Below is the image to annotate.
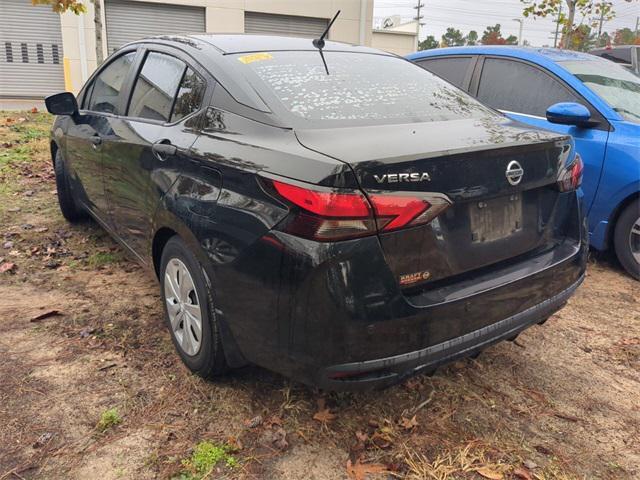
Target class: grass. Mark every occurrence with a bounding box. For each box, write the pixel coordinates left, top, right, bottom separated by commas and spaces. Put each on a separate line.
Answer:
96, 407, 122, 432
175, 441, 238, 480
87, 251, 123, 268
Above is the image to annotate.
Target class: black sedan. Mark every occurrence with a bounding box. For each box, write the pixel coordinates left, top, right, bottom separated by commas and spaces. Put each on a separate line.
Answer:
45, 34, 587, 390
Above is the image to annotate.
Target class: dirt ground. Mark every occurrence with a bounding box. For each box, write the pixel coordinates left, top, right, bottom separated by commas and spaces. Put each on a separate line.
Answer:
0, 112, 638, 480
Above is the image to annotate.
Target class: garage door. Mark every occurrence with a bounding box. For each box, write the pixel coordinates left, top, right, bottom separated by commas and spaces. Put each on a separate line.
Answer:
244, 12, 328, 39
0, 0, 64, 98
105, 0, 206, 53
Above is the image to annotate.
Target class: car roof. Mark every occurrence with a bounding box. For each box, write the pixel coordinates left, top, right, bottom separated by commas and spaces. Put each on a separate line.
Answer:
190, 33, 384, 55
407, 46, 600, 63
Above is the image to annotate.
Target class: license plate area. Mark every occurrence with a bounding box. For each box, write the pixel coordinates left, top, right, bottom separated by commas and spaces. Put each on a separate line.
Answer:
469, 194, 522, 243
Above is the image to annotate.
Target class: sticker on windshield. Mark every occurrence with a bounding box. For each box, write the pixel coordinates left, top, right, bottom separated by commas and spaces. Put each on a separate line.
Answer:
237, 53, 273, 64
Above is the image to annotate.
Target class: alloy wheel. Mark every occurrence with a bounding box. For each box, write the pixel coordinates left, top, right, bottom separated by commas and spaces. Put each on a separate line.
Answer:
630, 216, 640, 264
164, 258, 203, 356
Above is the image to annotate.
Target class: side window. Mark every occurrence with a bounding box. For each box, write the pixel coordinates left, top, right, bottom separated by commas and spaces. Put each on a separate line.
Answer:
417, 57, 472, 89
87, 52, 136, 114
171, 68, 206, 122
477, 58, 582, 117
128, 52, 186, 122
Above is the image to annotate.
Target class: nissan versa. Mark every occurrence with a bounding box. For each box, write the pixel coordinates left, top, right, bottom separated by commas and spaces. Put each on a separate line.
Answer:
45, 34, 587, 390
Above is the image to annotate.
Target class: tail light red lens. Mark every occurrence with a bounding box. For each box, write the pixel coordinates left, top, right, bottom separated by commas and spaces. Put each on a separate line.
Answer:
270, 179, 451, 241
557, 154, 584, 192
368, 194, 450, 232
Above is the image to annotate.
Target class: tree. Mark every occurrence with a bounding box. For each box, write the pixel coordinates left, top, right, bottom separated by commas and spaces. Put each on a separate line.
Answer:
506, 34, 519, 45
481, 24, 513, 45
613, 27, 640, 45
465, 30, 479, 46
32, 0, 104, 65
596, 31, 611, 47
418, 35, 440, 50
521, 0, 637, 49
441, 28, 465, 47
563, 24, 597, 51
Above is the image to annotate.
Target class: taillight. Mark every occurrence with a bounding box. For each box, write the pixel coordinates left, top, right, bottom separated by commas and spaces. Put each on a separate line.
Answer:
269, 179, 450, 241
557, 153, 584, 192
368, 193, 450, 232
272, 180, 377, 241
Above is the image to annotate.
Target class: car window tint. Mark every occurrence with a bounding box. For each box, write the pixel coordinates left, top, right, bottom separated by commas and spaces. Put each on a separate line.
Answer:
87, 52, 136, 114
128, 52, 186, 122
417, 57, 471, 89
171, 68, 206, 122
477, 58, 582, 117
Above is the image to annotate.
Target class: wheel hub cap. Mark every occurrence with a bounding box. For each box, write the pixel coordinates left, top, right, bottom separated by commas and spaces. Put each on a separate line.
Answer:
164, 258, 203, 356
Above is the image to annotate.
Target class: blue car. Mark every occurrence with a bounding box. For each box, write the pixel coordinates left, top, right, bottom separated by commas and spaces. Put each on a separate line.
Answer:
407, 47, 640, 279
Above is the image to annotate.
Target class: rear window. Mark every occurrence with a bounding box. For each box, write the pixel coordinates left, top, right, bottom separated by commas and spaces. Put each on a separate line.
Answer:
233, 51, 495, 127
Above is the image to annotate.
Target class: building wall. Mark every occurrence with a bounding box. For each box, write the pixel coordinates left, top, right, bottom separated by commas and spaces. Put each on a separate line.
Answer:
371, 30, 417, 56
60, 0, 375, 93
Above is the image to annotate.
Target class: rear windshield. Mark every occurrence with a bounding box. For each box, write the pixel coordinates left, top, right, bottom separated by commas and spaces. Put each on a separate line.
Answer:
232, 51, 496, 127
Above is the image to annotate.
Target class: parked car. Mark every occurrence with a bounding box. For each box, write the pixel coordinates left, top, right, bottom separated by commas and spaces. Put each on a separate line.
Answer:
46, 35, 587, 390
408, 47, 640, 279
590, 45, 639, 75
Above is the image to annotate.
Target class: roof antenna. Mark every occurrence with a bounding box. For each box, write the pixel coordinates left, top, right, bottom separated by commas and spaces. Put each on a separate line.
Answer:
313, 10, 340, 50
313, 10, 340, 75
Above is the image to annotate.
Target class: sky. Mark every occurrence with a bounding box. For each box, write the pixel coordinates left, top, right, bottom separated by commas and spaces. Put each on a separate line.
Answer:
373, 0, 639, 47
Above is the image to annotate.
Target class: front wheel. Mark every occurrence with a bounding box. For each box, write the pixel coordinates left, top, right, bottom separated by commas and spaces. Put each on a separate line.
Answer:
160, 236, 228, 377
613, 199, 640, 280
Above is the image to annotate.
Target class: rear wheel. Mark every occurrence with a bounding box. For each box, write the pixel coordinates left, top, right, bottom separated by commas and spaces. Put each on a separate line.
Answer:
53, 150, 85, 222
613, 199, 640, 280
160, 236, 227, 377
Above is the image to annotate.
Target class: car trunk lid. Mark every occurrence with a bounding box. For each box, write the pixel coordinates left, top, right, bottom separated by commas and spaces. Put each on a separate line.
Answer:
295, 117, 574, 288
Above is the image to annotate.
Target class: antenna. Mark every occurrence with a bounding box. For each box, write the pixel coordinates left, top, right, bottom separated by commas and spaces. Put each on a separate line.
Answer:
313, 10, 341, 50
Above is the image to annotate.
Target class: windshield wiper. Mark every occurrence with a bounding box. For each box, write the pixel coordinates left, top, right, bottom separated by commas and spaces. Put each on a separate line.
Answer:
313, 10, 340, 75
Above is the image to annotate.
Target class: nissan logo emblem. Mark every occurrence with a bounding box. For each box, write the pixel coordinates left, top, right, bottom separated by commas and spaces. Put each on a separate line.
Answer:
505, 160, 524, 186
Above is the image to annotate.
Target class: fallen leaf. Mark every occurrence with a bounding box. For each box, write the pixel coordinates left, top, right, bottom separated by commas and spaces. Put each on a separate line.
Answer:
32, 432, 54, 448
30, 310, 62, 322
475, 467, 504, 480
513, 468, 533, 480
534, 445, 553, 456
30, 107, 39, 113
399, 415, 418, 430
0, 262, 16, 273
313, 398, 336, 424
313, 407, 336, 423
523, 459, 537, 470
245, 415, 263, 428
346, 458, 387, 480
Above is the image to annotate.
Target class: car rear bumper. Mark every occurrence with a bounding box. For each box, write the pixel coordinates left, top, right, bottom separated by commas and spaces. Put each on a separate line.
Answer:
319, 274, 583, 390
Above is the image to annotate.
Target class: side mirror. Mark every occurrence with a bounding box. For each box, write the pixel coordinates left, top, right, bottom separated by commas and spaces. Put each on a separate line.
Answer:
45, 92, 78, 116
546, 102, 592, 127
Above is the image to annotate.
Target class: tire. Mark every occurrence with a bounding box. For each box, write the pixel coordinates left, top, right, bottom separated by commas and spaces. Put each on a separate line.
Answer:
53, 149, 85, 222
160, 236, 228, 378
613, 199, 640, 280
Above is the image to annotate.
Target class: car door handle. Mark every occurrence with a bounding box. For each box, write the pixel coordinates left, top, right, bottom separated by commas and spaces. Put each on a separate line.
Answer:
152, 141, 177, 161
